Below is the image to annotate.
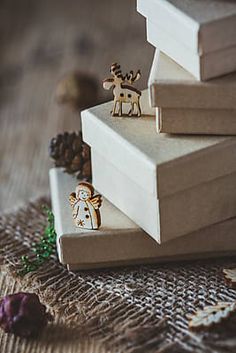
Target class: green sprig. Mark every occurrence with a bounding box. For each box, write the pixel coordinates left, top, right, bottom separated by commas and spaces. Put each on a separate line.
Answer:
19, 206, 57, 276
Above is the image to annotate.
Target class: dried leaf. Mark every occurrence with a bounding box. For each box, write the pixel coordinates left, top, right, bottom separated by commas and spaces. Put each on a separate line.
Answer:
223, 268, 236, 288
188, 302, 236, 330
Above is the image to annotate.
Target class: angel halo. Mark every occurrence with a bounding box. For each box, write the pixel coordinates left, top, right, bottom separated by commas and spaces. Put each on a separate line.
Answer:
69, 182, 102, 230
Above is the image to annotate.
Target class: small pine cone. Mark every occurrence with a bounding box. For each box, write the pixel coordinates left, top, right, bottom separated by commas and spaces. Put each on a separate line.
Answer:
82, 143, 90, 161
49, 131, 92, 180
0, 292, 52, 337
64, 148, 74, 164
70, 155, 83, 173
81, 159, 92, 180
72, 137, 82, 154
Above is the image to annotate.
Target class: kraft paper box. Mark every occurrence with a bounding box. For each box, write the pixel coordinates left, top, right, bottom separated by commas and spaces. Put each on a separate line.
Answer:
149, 51, 236, 135
50, 168, 236, 271
157, 108, 236, 135
81, 91, 236, 243
137, 0, 236, 80
149, 51, 236, 109
137, 0, 236, 55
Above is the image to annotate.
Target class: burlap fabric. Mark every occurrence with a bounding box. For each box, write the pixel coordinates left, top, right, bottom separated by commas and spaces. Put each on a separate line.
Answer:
1, 197, 236, 353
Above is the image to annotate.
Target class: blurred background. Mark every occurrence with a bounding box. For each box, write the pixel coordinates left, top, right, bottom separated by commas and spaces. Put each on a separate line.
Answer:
0, 0, 154, 211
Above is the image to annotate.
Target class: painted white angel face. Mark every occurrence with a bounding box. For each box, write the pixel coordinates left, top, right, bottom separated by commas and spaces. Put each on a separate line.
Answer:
78, 189, 91, 201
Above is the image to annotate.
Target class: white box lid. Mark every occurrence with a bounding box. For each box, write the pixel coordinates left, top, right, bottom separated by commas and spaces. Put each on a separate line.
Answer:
137, 0, 236, 55
149, 50, 236, 109
81, 91, 236, 198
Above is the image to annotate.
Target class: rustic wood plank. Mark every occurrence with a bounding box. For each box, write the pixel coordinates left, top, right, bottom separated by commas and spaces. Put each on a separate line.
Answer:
0, 0, 154, 351
0, 0, 154, 212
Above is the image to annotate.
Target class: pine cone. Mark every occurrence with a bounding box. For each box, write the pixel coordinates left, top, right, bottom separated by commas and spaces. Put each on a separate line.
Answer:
49, 131, 91, 181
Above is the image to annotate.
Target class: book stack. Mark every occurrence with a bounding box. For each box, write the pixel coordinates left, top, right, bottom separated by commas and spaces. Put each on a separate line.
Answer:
50, 0, 236, 270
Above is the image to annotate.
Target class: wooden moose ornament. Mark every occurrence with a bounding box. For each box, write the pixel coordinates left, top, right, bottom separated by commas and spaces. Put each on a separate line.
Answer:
69, 182, 102, 230
103, 63, 142, 117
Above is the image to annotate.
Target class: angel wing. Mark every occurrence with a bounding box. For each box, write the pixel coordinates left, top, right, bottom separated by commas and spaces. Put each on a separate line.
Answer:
90, 195, 102, 209
69, 192, 76, 207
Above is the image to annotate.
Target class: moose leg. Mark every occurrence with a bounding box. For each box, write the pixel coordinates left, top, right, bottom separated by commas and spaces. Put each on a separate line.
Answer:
112, 101, 117, 116
136, 100, 141, 117
118, 101, 122, 116
128, 103, 134, 116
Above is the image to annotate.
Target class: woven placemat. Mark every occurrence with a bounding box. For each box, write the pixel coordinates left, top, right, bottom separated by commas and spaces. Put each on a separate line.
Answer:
1, 197, 236, 353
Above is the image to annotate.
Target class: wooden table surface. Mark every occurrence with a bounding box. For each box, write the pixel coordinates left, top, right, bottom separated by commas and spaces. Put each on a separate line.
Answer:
0, 0, 154, 351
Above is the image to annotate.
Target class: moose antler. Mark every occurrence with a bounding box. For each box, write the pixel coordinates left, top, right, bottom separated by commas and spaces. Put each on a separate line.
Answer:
124, 70, 141, 84
110, 64, 141, 85
110, 63, 122, 78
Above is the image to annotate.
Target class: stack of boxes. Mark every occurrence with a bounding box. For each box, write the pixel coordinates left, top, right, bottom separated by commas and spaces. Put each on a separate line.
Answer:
50, 0, 236, 270
149, 52, 236, 134
137, 0, 236, 134
138, 0, 236, 81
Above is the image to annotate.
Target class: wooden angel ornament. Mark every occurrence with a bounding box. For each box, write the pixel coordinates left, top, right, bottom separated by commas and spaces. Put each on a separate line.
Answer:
103, 63, 142, 117
223, 268, 236, 288
188, 302, 236, 330
69, 182, 102, 230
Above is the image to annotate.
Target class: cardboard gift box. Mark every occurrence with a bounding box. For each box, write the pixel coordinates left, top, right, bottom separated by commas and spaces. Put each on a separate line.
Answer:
149, 50, 236, 135
157, 108, 236, 135
81, 91, 236, 243
137, 0, 236, 80
50, 168, 236, 271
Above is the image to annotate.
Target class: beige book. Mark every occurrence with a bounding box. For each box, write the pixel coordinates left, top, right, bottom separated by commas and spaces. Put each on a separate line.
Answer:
50, 168, 236, 271
158, 108, 236, 135
81, 90, 236, 243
